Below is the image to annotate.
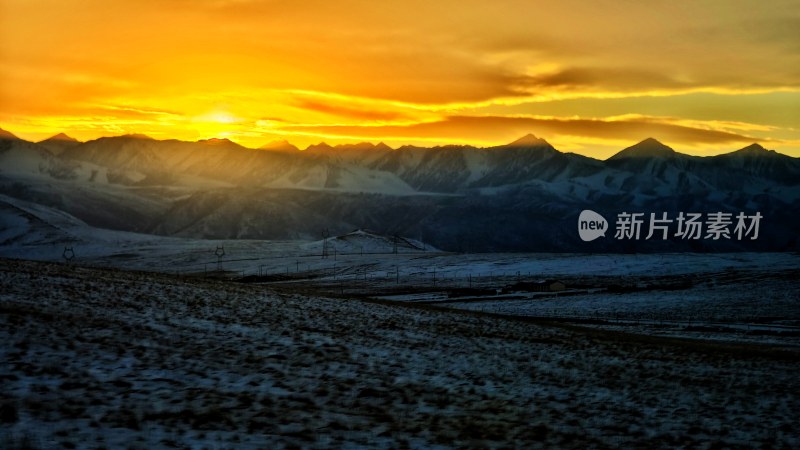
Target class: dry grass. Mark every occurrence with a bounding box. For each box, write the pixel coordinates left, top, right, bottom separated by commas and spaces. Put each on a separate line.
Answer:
1, 258, 798, 449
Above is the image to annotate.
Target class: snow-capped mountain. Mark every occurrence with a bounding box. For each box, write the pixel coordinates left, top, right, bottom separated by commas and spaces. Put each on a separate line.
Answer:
1, 129, 798, 251
0, 134, 82, 180
709, 143, 800, 186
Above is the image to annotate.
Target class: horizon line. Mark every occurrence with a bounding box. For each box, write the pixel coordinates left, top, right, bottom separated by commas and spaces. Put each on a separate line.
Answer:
0, 125, 791, 159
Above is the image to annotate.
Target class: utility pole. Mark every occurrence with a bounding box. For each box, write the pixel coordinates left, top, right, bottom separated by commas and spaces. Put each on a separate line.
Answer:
322, 229, 330, 259
215, 246, 225, 271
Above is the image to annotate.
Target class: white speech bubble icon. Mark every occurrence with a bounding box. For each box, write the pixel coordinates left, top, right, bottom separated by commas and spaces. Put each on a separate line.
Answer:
578, 210, 608, 242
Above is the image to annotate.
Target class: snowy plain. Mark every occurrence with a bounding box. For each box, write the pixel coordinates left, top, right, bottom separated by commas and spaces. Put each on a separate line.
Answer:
2, 192, 800, 448
2, 259, 799, 449
3, 191, 799, 348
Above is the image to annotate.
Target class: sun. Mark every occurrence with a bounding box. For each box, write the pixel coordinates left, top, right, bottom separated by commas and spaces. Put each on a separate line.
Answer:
208, 112, 238, 124
188, 111, 243, 139
191, 111, 240, 125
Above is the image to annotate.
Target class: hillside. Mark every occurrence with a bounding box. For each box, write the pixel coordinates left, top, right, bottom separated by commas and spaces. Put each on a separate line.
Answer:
1, 131, 799, 252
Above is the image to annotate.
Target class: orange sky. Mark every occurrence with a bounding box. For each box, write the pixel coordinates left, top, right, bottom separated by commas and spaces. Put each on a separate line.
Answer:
1, 0, 799, 158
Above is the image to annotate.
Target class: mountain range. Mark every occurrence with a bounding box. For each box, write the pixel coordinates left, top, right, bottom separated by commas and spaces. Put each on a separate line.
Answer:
1, 128, 798, 252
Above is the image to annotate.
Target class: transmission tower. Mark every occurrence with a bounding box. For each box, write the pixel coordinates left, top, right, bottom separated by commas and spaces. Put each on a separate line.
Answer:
215, 245, 225, 271
62, 246, 75, 263
322, 229, 330, 259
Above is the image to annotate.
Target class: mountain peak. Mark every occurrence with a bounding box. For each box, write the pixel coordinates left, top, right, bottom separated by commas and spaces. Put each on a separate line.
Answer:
736, 143, 771, 154
0, 127, 20, 140
41, 132, 79, 143
305, 142, 334, 152
336, 142, 369, 150
507, 133, 546, 147
201, 137, 232, 143
640, 137, 664, 146
333, 142, 394, 152
260, 139, 299, 152
119, 133, 154, 140
609, 138, 676, 160
198, 138, 242, 148
742, 143, 766, 150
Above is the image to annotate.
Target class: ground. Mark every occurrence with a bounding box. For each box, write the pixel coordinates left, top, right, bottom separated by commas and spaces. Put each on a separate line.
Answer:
1, 258, 798, 449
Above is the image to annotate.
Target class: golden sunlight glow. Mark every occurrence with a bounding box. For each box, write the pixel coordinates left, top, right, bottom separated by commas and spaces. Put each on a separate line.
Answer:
1, 0, 798, 156
205, 113, 239, 125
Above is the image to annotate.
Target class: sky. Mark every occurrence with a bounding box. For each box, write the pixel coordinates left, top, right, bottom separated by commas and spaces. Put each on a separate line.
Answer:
1, 0, 799, 158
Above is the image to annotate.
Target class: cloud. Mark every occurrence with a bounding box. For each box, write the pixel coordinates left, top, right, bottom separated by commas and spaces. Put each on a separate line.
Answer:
293, 100, 411, 122
280, 115, 765, 147
95, 104, 183, 118
2, 0, 799, 154
519, 67, 691, 93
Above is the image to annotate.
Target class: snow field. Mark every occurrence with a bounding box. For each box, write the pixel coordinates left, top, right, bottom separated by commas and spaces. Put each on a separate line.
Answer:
1, 258, 799, 449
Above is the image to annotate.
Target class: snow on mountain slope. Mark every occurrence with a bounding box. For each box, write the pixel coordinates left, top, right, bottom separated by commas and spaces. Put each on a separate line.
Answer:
62, 136, 404, 193
709, 143, 800, 186
463, 137, 607, 190
268, 163, 331, 190
52, 133, 800, 198
0, 170, 175, 233
2, 131, 799, 251
262, 159, 411, 193
0, 193, 219, 263
462, 149, 491, 184
1, 144, 106, 187
0, 193, 84, 248
369, 145, 476, 193
307, 142, 392, 166
0, 193, 166, 260
61, 134, 165, 174
605, 139, 705, 194
319, 164, 417, 194
0, 138, 66, 178
149, 189, 342, 240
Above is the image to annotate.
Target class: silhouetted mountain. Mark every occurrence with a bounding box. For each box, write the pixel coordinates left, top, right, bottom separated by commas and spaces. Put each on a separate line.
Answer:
335, 142, 392, 152
41, 132, 79, 143
305, 142, 335, 152
198, 137, 239, 146
0, 128, 20, 141
709, 143, 800, 185
507, 133, 550, 147
608, 138, 677, 160
1, 130, 798, 251
38, 133, 81, 155
603, 138, 709, 193
0, 136, 82, 180
374, 142, 392, 152
476, 136, 603, 187
119, 133, 154, 140
260, 140, 300, 152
